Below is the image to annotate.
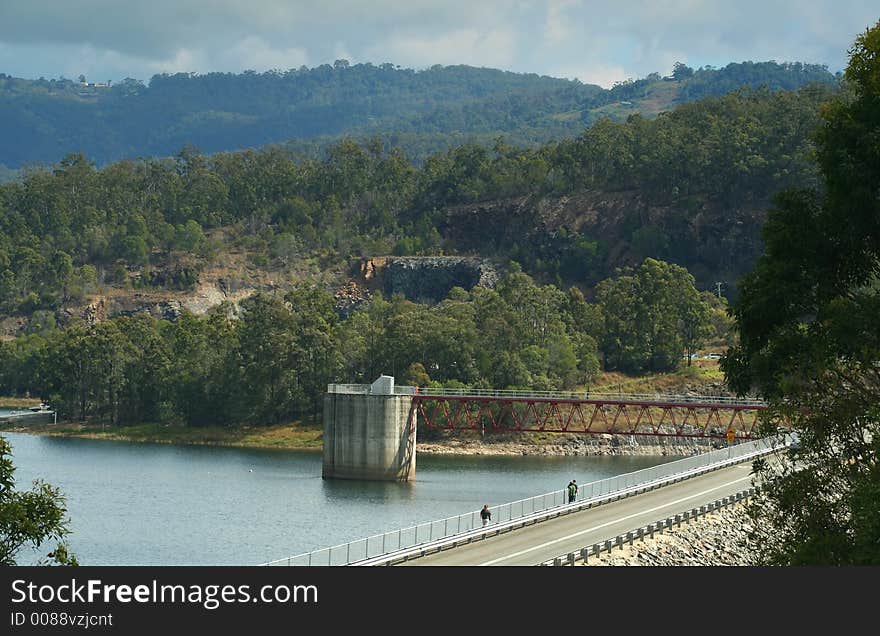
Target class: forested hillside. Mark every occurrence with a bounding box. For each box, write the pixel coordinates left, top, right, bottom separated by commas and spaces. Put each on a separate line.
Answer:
0, 82, 833, 330
0, 60, 837, 171
0, 62, 841, 425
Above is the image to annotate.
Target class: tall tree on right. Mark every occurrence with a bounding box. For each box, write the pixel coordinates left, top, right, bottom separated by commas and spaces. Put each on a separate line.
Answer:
722, 21, 880, 565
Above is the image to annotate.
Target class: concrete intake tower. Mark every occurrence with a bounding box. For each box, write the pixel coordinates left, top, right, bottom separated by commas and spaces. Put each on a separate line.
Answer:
322, 376, 417, 481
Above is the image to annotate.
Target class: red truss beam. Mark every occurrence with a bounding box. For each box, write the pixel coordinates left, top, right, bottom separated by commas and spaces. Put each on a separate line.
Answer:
410, 396, 770, 440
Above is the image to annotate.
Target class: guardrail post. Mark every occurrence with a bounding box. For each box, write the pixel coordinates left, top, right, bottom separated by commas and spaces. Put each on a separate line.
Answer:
674, 514, 681, 527
554, 557, 562, 566
666, 517, 673, 529
605, 540, 613, 552
594, 543, 602, 557
627, 531, 634, 545
683, 511, 690, 524
648, 523, 655, 538
568, 552, 576, 566
581, 547, 589, 563
636, 528, 644, 542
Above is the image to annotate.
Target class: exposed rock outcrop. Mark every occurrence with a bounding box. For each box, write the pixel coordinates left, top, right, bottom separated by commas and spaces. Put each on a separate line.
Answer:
334, 280, 372, 317
354, 256, 499, 303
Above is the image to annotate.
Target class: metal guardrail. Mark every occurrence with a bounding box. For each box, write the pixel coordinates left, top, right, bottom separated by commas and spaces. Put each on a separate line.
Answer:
542, 487, 757, 566
260, 435, 785, 566
326, 383, 767, 406
350, 441, 779, 567
0, 410, 56, 424
326, 384, 371, 394
327, 383, 419, 395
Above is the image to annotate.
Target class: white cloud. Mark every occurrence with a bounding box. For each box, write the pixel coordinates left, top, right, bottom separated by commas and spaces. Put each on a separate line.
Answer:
221, 37, 309, 72
145, 49, 204, 75
333, 42, 354, 65
551, 63, 630, 88
544, 0, 581, 44
370, 28, 518, 69
0, 1, 875, 82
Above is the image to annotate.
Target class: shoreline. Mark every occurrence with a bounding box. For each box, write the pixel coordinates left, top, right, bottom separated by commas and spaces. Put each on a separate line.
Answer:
0, 367, 734, 457
0, 421, 324, 451
1, 421, 720, 457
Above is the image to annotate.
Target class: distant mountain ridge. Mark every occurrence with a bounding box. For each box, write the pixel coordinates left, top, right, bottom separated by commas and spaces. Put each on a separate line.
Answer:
0, 60, 837, 170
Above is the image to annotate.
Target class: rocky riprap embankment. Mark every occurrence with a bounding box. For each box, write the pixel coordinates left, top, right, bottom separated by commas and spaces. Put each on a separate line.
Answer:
583, 504, 759, 566
417, 434, 715, 457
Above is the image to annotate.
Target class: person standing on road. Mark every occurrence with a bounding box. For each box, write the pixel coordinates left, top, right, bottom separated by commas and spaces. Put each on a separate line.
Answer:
480, 504, 492, 526
567, 479, 578, 503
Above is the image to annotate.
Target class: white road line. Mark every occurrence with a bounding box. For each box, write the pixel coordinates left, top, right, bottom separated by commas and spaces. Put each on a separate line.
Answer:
478, 474, 753, 565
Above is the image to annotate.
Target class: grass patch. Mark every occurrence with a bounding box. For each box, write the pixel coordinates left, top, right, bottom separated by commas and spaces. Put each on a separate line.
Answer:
0, 420, 323, 451
0, 396, 43, 408
589, 363, 726, 394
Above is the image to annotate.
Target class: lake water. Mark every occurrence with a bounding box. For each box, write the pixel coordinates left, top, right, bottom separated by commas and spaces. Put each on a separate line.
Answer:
1, 429, 680, 565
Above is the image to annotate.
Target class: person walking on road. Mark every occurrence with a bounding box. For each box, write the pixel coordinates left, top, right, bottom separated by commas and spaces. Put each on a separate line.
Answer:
480, 504, 492, 527
567, 479, 578, 503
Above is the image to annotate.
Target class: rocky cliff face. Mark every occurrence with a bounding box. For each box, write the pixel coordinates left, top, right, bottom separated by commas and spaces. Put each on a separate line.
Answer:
52, 279, 260, 330
385, 257, 499, 302
356, 256, 499, 303
438, 190, 766, 291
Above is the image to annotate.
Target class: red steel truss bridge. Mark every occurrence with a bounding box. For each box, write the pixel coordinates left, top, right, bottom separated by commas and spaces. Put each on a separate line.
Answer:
407, 388, 770, 440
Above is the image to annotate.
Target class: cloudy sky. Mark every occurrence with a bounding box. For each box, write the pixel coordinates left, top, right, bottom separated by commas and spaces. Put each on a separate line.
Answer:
0, 1, 876, 88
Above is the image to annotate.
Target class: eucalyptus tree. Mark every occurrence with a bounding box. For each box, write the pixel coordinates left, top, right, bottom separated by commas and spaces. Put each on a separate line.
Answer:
723, 21, 880, 564
597, 258, 712, 373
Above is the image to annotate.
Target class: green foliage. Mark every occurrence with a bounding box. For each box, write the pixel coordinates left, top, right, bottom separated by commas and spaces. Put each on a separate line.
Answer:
0, 435, 78, 565
598, 258, 712, 373
0, 61, 836, 170
678, 61, 837, 101
0, 79, 835, 309
723, 21, 880, 565
0, 258, 723, 429
672, 62, 695, 80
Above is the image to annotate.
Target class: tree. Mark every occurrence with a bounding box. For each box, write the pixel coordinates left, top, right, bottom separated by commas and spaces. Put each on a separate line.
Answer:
680, 291, 713, 366
671, 62, 694, 80
233, 293, 301, 424
0, 436, 77, 565
722, 21, 880, 565
598, 258, 710, 373
285, 284, 341, 418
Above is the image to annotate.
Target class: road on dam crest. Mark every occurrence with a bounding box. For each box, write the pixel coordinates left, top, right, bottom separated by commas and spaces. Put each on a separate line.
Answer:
398, 462, 755, 566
